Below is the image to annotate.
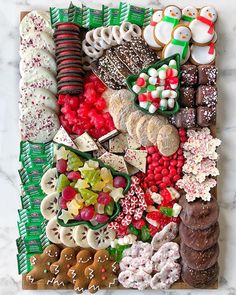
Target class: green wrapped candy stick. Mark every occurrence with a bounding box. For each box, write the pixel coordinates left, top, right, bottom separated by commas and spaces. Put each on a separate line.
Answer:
68, 2, 83, 26
50, 7, 69, 28
104, 7, 120, 26
82, 4, 106, 29
17, 252, 34, 274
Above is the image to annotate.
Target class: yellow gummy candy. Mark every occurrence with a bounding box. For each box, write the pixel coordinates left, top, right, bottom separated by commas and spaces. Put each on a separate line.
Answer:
103, 183, 114, 193
92, 180, 106, 191
67, 199, 84, 215
56, 146, 69, 160
87, 159, 99, 169
100, 167, 113, 184
75, 179, 90, 189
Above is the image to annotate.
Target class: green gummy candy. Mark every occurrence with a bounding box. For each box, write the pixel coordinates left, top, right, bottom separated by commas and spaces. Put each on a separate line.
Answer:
104, 200, 114, 216
104, 7, 120, 26
57, 174, 70, 193
67, 151, 83, 171
128, 224, 139, 236
79, 188, 98, 205
160, 207, 173, 217
119, 2, 153, 27
82, 4, 105, 29
50, 7, 69, 28
82, 169, 101, 186
141, 225, 151, 242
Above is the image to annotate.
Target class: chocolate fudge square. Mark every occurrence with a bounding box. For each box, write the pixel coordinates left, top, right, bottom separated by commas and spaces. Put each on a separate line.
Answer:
181, 64, 198, 86
196, 85, 218, 107
197, 106, 216, 127
198, 65, 218, 85
180, 87, 195, 107
173, 108, 196, 128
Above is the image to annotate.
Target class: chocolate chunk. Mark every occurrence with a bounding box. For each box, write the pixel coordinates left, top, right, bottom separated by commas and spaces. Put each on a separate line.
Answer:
179, 222, 220, 251
197, 106, 216, 127
129, 37, 159, 66
106, 47, 132, 78
172, 108, 196, 128
198, 65, 218, 85
180, 64, 198, 86
196, 85, 218, 107
181, 262, 219, 288
180, 242, 219, 270
179, 87, 195, 107
179, 195, 219, 230
114, 43, 143, 73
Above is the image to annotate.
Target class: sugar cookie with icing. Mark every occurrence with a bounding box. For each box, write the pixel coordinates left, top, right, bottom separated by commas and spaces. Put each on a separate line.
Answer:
163, 25, 191, 65
143, 10, 163, 49
154, 6, 182, 46
190, 43, 216, 65
181, 6, 198, 25
189, 6, 217, 45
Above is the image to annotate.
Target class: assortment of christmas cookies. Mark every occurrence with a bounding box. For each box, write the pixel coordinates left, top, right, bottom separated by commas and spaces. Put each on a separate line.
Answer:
17, 2, 221, 293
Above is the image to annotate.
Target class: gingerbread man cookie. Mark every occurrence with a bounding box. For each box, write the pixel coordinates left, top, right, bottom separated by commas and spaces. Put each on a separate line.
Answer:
50, 248, 77, 288
67, 249, 94, 294
26, 244, 60, 285
84, 249, 119, 293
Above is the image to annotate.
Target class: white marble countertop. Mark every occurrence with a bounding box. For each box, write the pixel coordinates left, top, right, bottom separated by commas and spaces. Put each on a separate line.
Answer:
0, 0, 235, 294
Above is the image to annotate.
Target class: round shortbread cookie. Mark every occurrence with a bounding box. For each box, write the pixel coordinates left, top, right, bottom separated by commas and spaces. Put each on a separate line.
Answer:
19, 88, 59, 114
147, 115, 168, 145
20, 49, 57, 76
19, 67, 57, 95
115, 103, 137, 132
19, 106, 60, 143
136, 115, 153, 147
108, 89, 134, 115
20, 32, 56, 58
156, 124, 180, 156
126, 110, 144, 142
20, 10, 53, 38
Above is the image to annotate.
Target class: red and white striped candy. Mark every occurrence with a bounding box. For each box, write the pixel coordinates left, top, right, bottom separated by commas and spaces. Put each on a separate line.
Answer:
123, 205, 135, 215
121, 214, 132, 226
115, 212, 125, 222
108, 221, 120, 230
130, 196, 139, 208
133, 208, 144, 220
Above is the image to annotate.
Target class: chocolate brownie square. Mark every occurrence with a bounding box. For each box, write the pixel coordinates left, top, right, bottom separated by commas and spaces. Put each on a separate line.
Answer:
198, 65, 218, 85
179, 87, 195, 107
197, 106, 216, 127
196, 85, 218, 107
180, 64, 198, 86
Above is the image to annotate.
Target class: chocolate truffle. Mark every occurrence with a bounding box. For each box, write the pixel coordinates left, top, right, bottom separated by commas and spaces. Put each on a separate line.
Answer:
180, 64, 198, 86
197, 106, 216, 127
196, 85, 218, 107
179, 87, 195, 107
198, 65, 218, 85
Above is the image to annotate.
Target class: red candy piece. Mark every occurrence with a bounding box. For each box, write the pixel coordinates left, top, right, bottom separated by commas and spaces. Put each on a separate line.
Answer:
132, 219, 145, 229
62, 186, 77, 202
136, 77, 146, 87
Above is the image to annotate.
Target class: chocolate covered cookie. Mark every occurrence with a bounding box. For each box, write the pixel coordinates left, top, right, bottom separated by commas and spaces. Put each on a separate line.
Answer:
196, 85, 218, 107
179, 195, 219, 230
197, 106, 216, 127
179, 222, 220, 251
172, 107, 196, 128
181, 262, 219, 288
180, 242, 219, 270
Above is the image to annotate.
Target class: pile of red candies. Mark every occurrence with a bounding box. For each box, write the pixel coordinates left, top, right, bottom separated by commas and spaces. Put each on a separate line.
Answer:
58, 74, 115, 139
136, 128, 187, 193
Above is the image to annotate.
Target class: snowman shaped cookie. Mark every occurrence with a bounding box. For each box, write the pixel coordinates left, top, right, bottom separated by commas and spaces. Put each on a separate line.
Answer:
154, 6, 182, 46
143, 10, 163, 49
190, 32, 217, 65
189, 6, 217, 44
181, 6, 198, 25
163, 25, 192, 65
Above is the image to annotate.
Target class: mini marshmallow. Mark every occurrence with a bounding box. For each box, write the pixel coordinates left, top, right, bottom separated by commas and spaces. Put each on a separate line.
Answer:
140, 101, 149, 108
132, 84, 141, 93
149, 77, 158, 85
149, 104, 157, 114
169, 59, 177, 68
151, 90, 159, 99
139, 72, 149, 80
172, 203, 182, 217
148, 68, 158, 78
160, 99, 168, 109
167, 98, 175, 109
